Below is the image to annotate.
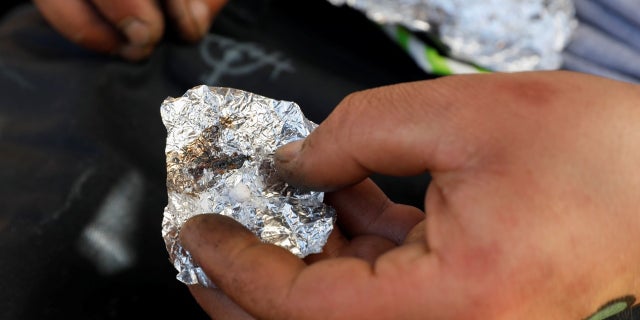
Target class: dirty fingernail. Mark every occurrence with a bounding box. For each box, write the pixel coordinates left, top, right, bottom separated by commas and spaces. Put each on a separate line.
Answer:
179, 215, 205, 251
275, 140, 304, 164
189, 0, 211, 38
121, 18, 151, 46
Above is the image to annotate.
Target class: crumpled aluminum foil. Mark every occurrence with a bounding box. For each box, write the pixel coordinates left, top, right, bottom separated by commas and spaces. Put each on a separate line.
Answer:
160, 85, 336, 286
328, 0, 577, 72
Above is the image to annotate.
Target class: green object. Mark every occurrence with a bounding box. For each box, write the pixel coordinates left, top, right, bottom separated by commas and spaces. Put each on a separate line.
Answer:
384, 25, 489, 76
586, 301, 629, 320
425, 46, 452, 75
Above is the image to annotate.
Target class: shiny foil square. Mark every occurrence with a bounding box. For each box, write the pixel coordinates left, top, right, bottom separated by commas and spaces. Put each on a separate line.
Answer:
161, 86, 336, 286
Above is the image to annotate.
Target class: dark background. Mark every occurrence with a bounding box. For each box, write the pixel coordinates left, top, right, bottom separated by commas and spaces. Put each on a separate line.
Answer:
0, 1, 430, 319
0, 1, 638, 320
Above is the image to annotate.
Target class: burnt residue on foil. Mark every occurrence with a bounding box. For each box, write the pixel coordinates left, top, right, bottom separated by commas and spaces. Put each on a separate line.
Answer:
161, 86, 336, 287
166, 126, 250, 195
328, 0, 577, 72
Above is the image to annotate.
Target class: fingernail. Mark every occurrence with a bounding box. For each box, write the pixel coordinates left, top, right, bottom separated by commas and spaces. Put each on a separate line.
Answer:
275, 140, 304, 164
179, 214, 207, 251
189, 0, 211, 38
178, 217, 221, 289
120, 18, 150, 46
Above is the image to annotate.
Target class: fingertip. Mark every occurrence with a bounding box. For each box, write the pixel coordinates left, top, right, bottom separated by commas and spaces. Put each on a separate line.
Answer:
178, 214, 207, 252
275, 139, 347, 191
274, 139, 303, 181
189, 0, 212, 40
92, 0, 165, 47
118, 18, 151, 47
179, 214, 257, 260
179, 214, 306, 318
168, 0, 223, 43
274, 132, 368, 191
275, 139, 304, 164
180, 214, 221, 249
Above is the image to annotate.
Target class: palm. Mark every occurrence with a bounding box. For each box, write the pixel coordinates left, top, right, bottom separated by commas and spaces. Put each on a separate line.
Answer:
305, 179, 426, 265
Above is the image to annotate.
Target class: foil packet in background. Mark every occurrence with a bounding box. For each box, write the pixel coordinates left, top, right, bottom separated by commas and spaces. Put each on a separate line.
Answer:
328, 0, 577, 72
161, 85, 336, 287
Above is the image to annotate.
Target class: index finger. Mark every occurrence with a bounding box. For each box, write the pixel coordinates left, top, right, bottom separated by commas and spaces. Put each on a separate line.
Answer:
274, 72, 560, 191
274, 76, 481, 191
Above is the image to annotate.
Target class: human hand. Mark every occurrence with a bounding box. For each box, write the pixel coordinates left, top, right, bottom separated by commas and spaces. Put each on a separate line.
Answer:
33, 0, 228, 61
180, 71, 640, 319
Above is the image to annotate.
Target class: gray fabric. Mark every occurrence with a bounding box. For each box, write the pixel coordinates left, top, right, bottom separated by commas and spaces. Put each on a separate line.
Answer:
562, 51, 638, 84
597, 0, 640, 29
564, 24, 640, 80
574, 0, 640, 51
562, 0, 640, 83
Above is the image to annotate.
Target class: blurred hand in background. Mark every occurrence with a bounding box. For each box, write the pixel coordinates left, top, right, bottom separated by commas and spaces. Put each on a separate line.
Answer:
33, 0, 228, 61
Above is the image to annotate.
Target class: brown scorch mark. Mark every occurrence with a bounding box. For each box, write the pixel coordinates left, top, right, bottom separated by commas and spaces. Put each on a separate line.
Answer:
166, 125, 250, 195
